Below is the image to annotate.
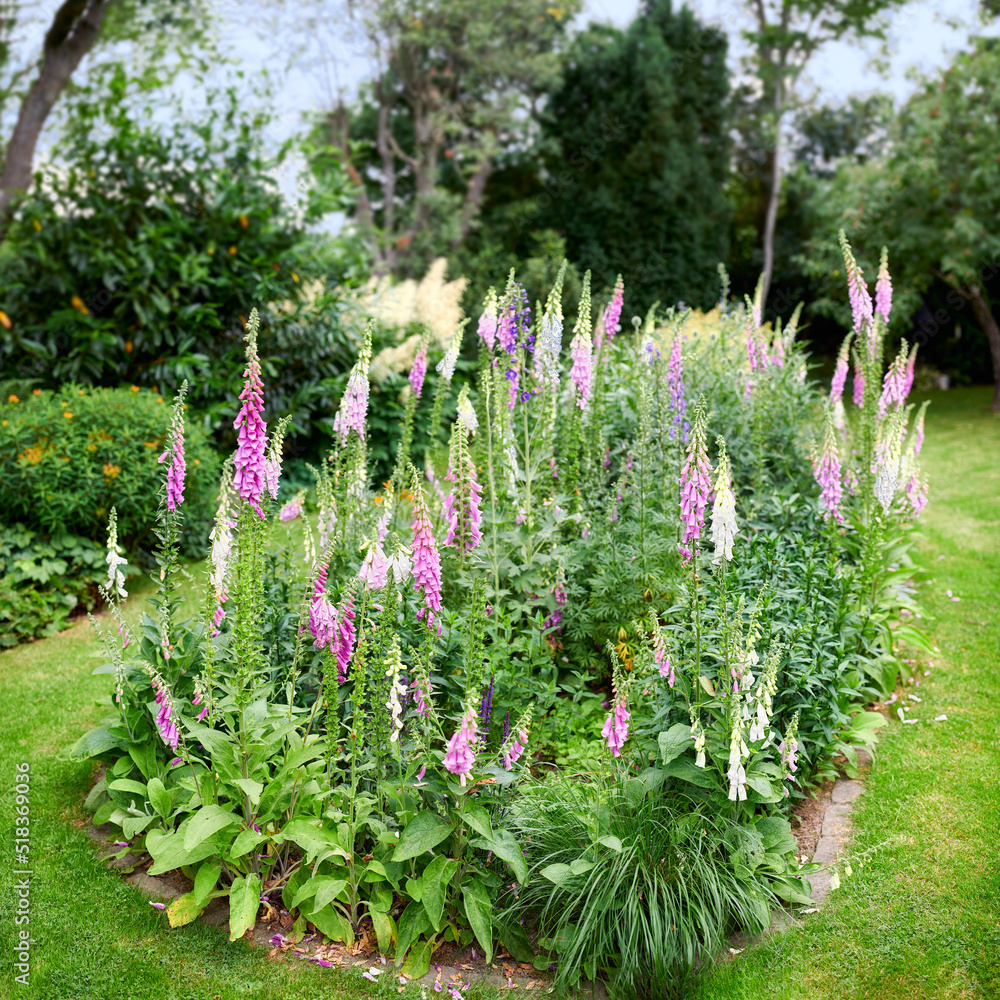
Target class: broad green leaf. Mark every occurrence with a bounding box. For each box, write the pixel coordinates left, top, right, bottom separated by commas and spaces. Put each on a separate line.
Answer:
395, 903, 431, 967
419, 855, 459, 932
108, 778, 147, 798
401, 939, 433, 978
698, 675, 716, 697
662, 755, 718, 789
597, 835, 623, 853
184, 805, 239, 852
570, 859, 595, 876
276, 820, 349, 863
228, 874, 261, 941
494, 916, 534, 963
146, 828, 222, 876
146, 778, 173, 820
167, 891, 204, 928
233, 778, 264, 805
463, 804, 494, 841
851, 710, 888, 732
313, 877, 348, 912
540, 863, 574, 886
745, 773, 778, 800
229, 829, 268, 859
121, 814, 155, 840
194, 862, 222, 907
392, 811, 453, 862
462, 878, 493, 964
487, 829, 528, 884
307, 902, 353, 945
128, 743, 158, 780
657, 723, 693, 765
370, 909, 396, 954
63, 726, 127, 761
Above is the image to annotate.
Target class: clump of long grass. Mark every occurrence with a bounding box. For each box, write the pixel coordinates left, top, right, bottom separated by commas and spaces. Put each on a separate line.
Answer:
507, 775, 775, 998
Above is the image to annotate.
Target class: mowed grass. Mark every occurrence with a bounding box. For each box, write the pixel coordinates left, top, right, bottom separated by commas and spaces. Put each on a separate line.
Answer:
2, 388, 997, 1000
696, 386, 1000, 1000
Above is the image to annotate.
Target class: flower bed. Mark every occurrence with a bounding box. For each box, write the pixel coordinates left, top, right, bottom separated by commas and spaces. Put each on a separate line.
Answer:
71, 236, 929, 997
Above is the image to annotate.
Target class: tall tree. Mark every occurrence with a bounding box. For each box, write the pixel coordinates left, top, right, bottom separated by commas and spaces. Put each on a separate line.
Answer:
801, 37, 1000, 408
536, 0, 731, 311
733, 0, 911, 311
321, 0, 580, 277
0, 0, 209, 243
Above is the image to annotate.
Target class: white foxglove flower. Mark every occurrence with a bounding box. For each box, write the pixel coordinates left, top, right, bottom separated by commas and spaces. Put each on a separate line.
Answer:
105, 508, 128, 601
457, 386, 478, 436
711, 438, 738, 566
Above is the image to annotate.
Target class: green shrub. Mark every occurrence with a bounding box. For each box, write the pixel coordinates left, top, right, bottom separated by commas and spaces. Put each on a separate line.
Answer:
0, 524, 110, 646
0, 385, 219, 557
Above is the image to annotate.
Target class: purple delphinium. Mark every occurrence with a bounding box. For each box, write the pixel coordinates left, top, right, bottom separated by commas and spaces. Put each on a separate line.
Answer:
233, 313, 268, 517
666, 336, 687, 442
479, 676, 494, 742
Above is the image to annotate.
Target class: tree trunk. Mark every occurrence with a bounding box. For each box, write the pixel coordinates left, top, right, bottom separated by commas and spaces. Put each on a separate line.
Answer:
451, 152, 493, 253
967, 283, 1000, 412
759, 77, 783, 314
0, 0, 114, 243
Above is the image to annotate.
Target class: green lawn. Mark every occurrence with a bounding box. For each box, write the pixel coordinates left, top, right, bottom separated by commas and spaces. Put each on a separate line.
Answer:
2, 388, 997, 1000
696, 387, 1000, 1000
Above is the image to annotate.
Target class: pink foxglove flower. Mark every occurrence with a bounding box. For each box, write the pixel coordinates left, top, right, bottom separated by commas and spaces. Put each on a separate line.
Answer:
358, 540, 390, 590
443, 413, 483, 554
878, 341, 911, 416
209, 467, 236, 635
335, 590, 357, 683
569, 270, 593, 409
410, 677, 431, 717
601, 697, 630, 758
839, 231, 873, 338
875, 247, 893, 323
502, 728, 529, 770
233, 311, 268, 517
679, 398, 711, 561
411, 484, 443, 624
309, 560, 332, 642
409, 344, 428, 398
444, 710, 477, 785
906, 474, 928, 516
830, 334, 852, 427
814, 409, 844, 523
152, 682, 179, 749
279, 492, 304, 521
159, 383, 188, 511
604, 274, 624, 342
534, 263, 566, 389
853, 358, 865, 408
333, 325, 373, 443
477, 288, 498, 350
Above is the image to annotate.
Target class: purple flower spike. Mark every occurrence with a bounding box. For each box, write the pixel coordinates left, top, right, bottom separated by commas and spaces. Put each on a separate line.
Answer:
409, 344, 428, 398
233, 311, 268, 517
604, 274, 624, 342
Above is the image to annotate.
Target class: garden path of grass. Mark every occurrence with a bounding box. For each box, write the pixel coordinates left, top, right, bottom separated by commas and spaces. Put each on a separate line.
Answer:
697, 386, 1000, 1000
1, 388, 997, 1000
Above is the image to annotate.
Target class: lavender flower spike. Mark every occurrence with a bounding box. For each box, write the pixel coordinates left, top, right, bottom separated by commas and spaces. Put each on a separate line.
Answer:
232, 309, 268, 517
409, 338, 429, 398
333, 321, 373, 443
569, 270, 593, 409
875, 246, 892, 323
604, 274, 624, 342
813, 406, 844, 523
678, 396, 711, 562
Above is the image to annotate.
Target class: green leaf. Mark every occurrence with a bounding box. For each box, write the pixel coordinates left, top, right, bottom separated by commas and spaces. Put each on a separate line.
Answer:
597, 835, 623, 853
184, 805, 239, 852
276, 819, 349, 864
401, 939, 433, 979
233, 777, 264, 805
745, 773, 779, 800
485, 829, 528, 885
419, 855, 459, 932
121, 814, 155, 840
494, 916, 534, 963
462, 878, 493, 964
128, 743, 158, 780
108, 778, 147, 798
228, 874, 261, 941
661, 755, 718, 788
305, 902, 353, 944
167, 891, 204, 928
392, 811, 453, 863
698, 675, 716, 697
370, 909, 396, 954
193, 862, 222, 907
146, 778, 173, 820
540, 863, 574, 887
313, 877, 348, 912
657, 723, 693, 765
146, 828, 223, 876
851, 710, 888, 732
395, 902, 431, 967
463, 804, 494, 841
229, 829, 268, 859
